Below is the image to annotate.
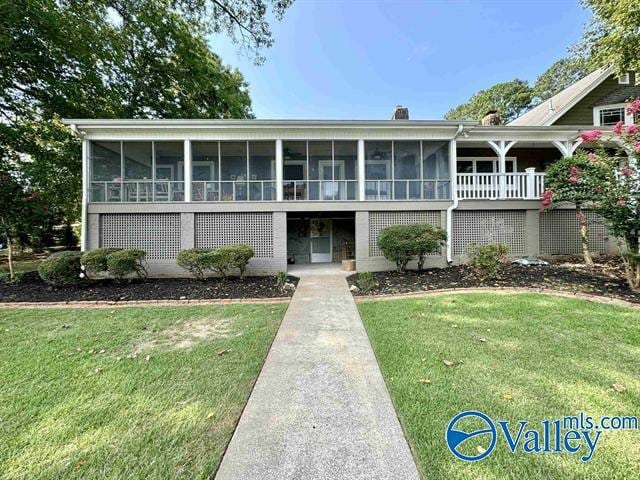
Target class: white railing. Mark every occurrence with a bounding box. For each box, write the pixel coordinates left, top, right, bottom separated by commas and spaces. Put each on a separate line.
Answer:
191, 180, 276, 201
364, 179, 451, 200
456, 171, 545, 200
283, 180, 358, 200
90, 181, 185, 202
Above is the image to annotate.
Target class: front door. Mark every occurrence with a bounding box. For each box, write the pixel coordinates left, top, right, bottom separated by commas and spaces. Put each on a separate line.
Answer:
310, 219, 332, 263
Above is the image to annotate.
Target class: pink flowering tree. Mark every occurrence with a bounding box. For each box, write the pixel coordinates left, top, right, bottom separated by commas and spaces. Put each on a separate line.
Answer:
542, 99, 640, 289
542, 152, 608, 265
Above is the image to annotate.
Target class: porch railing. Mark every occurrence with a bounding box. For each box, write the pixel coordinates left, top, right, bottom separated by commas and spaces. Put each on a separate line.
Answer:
283, 180, 358, 200
364, 179, 451, 200
191, 180, 276, 201
456, 171, 545, 200
90, 181, 185, 202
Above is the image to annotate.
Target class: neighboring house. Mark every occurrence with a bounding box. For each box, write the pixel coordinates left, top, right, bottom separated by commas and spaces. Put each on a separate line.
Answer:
64, 70, 636, 276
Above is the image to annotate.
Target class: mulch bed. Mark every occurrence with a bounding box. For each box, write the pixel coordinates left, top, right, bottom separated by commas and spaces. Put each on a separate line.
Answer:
0, 272, 298, 303
347, 256, 640, 304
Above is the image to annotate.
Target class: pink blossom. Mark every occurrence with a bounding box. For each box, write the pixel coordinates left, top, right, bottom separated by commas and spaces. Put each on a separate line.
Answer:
568, 176, 578, 184
625, 124, 639, 135
541, 198, 551, 207
617, 200, 627, 206
627, 99, 640, 115
587, 152, 598, 160
622, 166, 633, 176
614, 121, 624, 135
569, 166, 580, 175
635, 141, 640, 153
580, 130, 602, 143
541, 189, 554, 199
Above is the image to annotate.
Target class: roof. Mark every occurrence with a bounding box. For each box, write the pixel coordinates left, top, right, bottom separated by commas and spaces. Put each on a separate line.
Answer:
508, 67, 612, 126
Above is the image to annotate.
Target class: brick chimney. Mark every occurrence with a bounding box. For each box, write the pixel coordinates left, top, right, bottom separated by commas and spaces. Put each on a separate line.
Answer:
481, 110, 501, 126
391, 105, 409, 120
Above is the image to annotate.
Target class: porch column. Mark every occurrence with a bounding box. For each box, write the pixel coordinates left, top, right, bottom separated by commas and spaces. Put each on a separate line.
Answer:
552, 139, 582, 158
81, 137, 89, 251
184, 139, 192, 202
276, 139, 283, 201
357, 139, 365, 201
488, 140, 517, 198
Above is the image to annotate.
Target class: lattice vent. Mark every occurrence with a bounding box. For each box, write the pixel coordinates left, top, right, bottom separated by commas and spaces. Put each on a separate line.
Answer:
100, 213, 181, 260
195, 212, 273, 258
540, 210, 608, 255
369, 211, 440, 257
453, 210, 526, 255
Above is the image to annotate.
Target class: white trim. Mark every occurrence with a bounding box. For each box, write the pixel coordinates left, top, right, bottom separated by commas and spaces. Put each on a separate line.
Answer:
618, 73, 630, 85
593, 103, 634, 126
81, 138, 89, 251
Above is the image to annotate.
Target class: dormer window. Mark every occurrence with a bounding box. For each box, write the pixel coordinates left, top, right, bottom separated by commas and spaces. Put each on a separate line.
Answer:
593, 103, 634, 126
618, 73, 630, 84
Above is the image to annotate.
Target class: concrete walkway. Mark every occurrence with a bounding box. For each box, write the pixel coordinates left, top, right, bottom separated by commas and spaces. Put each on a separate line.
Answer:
215, 269, 419, 480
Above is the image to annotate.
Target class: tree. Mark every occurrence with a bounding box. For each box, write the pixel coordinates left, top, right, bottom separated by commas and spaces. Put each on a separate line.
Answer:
0, 170, 46, 280
445, 79, 535, 124
1, 0, 293, 228
579, 0, 640, 75
533, 57, 591, 101
542, 153, 608, 265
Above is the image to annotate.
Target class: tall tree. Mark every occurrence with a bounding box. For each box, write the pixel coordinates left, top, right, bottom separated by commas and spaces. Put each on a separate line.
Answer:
444, 79, 534, 124
533, 57, 591, 101
1, 0, 292, 227
580, 0, 640, 74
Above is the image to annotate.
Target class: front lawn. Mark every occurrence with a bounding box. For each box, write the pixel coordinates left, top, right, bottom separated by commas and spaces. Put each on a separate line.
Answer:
0, 303, 286, 479
359, 293, 640, 479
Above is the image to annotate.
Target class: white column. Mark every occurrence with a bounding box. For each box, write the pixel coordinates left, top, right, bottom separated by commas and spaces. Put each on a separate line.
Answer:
81, 138, 89, 251
276, 139, 283, 201
184, 139, 192, 202
525, 167, 536, 199
357, 139, 365, 201
488, 140, 516, 199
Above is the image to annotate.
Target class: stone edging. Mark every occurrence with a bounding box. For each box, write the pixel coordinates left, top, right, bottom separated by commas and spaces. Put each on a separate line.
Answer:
0, 296, 291, 309
353, 287, 640, 308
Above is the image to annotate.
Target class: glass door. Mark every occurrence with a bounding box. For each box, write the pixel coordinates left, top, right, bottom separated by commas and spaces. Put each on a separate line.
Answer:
310, 219, 332, 263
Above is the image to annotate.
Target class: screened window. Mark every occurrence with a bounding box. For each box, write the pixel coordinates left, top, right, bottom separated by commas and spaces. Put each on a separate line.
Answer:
123, 142, 152, 180
599, 107, 625, 126
90, 141, 121, 182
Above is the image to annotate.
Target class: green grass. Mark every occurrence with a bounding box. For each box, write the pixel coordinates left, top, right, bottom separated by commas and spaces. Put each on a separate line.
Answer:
0, 259, 41, 273
0, 303, 287, 479
359, 293, 640, 479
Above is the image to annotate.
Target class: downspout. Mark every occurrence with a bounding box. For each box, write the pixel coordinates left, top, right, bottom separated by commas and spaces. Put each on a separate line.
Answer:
446, 124, 464, 263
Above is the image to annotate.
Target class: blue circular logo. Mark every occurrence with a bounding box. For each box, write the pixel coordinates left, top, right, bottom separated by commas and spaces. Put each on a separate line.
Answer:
446, 411, 497, 461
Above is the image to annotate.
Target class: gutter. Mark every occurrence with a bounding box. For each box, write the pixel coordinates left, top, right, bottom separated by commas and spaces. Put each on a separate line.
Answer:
446, 124, 464, 263
69, 124, 89, 252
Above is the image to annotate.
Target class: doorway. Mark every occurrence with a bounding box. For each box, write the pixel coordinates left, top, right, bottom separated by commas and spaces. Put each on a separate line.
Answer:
310, 219, 332, 263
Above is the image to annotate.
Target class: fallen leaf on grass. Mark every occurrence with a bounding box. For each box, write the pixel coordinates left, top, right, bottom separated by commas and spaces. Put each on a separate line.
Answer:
502, 393, 513, 401
476, 446, 486, 454
419, 379, 432, 385
611, 383, 626, 393
217, 349, 231, 356
206, 412, 214, 419
145, 355, 151, 362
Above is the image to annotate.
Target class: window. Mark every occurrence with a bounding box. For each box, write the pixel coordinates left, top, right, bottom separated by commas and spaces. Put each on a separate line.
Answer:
599, 107, 625, 126
90, 141, 121, 202
593, 103, 635, 126
154, 142, 184, 201
456, 158, 517, 174
618, 73, 630, 85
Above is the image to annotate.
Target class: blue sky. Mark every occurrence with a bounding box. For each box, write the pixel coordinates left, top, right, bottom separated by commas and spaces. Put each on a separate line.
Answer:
209, 0, 592, 120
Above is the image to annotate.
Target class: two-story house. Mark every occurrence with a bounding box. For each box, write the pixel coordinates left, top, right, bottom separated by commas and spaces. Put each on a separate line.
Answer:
64, 67, 638, 276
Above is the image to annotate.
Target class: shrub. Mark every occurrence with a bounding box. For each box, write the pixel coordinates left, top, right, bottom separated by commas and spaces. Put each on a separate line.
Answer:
106, 249, 147, 281
378, 224, 447, 272
176, 248, 215, 280
225, 244, 254, 279
81, 248, 122, 276
208, 248, 235, 280
0, 271, 24, 284
356, 272, 375, 293
276, 271, 288, 292
38, 251, 82, 286
466, 243, 508, 280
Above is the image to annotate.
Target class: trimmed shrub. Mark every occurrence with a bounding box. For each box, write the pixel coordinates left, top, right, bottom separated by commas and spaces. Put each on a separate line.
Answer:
81, 248, 122, 276
466, 243, 508, 280
356, 272, 375, 293
0, 271, 24, 284
208, 248, 235, 280
225, 244, 254, 279
378, 224, 447, 272
176, 248, 215, 280
106, 249, 147, 281
276, 271, 288, 292
38, 251, 82, 286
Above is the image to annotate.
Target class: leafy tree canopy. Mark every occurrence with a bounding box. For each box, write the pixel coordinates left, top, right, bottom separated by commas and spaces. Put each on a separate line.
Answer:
580, 0, 640, 75
444, 79, 534, 124
533, 56, 591, 101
